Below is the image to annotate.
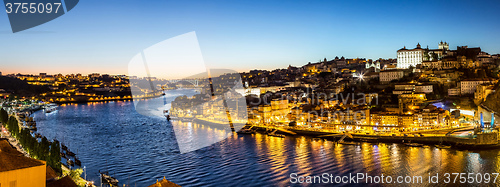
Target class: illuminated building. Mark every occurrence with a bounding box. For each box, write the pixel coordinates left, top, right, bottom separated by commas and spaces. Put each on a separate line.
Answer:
398, 93, 426, 112
0, 140, 46, 187
460, 79, 497, 95
397, 43, 424, 69
474, 84, 496, 105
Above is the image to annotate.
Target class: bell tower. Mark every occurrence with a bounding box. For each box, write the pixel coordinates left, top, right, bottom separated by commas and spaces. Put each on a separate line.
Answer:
438, 41, 449, 50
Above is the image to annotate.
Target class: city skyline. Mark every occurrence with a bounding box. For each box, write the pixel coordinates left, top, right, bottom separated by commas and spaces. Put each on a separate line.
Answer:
0, 41, 496, 77
3, 1, 500, 186
2, 0, 500, 75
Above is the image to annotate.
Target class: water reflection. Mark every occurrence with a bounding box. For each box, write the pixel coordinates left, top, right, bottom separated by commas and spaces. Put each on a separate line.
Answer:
33, 100, 500, 186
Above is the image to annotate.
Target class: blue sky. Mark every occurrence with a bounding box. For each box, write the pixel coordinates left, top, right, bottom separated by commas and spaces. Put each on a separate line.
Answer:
1, 0, 500, 75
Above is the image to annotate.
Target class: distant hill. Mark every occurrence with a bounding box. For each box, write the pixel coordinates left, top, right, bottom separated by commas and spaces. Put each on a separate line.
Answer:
0, 76, 50, 96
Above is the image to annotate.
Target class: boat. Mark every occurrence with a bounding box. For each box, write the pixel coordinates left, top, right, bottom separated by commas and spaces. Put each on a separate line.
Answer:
435, 144, 451, 149
44, 103, 58, 113
237, 129, 255, 134
268, 132, 285, 138
100, 172, 119, 187
67, 159, 75, 167
360, 137, 379, 143
405, 143, 424, 147
74, 158, 81, 166
180, 117, 194, 122
168, 116, 179, 120
66, 151, 76, 157
163, 110, 170, 120
61, 144, 68, 151
338, 141, 360, 145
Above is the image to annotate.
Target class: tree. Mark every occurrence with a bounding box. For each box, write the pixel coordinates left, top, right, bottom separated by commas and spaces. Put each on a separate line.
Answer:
423, 50, 430, 61
49, 140, 62, 174
0, 108, 8, 124
431, 53, 439, 61
7, 116, 19, 137
39, 137, 50, 161
69, 168, 83, 182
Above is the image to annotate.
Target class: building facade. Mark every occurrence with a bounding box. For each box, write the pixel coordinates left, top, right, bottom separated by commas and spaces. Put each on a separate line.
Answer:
397, 43, 424, 69
380, 70, 404, 83
461, 79, 496, 95
0, 140, 46, 187
415, 84, 433, 93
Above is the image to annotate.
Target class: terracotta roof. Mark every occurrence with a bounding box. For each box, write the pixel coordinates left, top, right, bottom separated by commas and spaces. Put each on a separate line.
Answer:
149, 177, 181, 187
46, 175, 78, 187
0, 139, 45, 172
46, 165, 59, 180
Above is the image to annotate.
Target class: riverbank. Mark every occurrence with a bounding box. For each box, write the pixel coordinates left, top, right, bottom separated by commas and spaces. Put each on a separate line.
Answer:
1, 116, 96, 186
51, 92, 166, 104
245, 125, 500, 149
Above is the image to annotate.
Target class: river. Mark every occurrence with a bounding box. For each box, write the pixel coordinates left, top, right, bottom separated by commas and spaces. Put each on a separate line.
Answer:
33, 89, 500, 186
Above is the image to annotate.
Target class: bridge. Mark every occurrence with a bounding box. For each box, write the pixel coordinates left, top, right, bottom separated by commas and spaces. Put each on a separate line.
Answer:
167, 79, 202, 87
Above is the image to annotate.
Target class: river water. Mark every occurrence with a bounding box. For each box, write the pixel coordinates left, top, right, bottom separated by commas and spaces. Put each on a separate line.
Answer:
33, 89, 500, 186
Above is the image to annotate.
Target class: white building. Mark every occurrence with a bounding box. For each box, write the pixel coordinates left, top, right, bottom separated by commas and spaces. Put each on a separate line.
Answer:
397, 43, 424, 69
365, 61, 381, 71
415, 84, 433, 93
380, 70, 404, 84
460, 79, 496, 95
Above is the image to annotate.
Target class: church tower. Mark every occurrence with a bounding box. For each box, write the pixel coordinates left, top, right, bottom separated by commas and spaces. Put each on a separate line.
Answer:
438, 41, 449, 50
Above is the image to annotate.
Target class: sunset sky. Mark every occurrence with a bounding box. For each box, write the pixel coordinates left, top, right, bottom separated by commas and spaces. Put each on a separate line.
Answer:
1, 0, 500, 76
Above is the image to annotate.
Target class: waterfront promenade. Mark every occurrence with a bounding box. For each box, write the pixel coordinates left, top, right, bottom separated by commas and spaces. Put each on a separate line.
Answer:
246, 124, 500, 148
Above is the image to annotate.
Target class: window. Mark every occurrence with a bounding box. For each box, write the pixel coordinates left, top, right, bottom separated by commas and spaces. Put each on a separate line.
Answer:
9, 181, 16, 187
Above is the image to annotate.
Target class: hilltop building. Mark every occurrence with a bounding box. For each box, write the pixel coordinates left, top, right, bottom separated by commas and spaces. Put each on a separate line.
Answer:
397, 43, 424, 69
397, 41, 452, 69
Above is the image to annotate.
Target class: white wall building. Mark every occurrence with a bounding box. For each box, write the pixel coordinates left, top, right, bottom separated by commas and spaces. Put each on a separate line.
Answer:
397, 43, 424, 69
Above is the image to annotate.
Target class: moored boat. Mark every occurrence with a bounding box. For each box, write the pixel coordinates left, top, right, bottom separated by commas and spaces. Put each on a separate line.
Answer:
405, 143, 424, 147
44, 104, 58, 113
338, 141, 360, 145
100, 172, 119, 187
268, 132, 285, 138
237, 129, 255, 134
67, 159, 75, 167
74, 158, 81, 166
435, 144, 451, 149
163, 110, 171, 120
66, 151, 76, 157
